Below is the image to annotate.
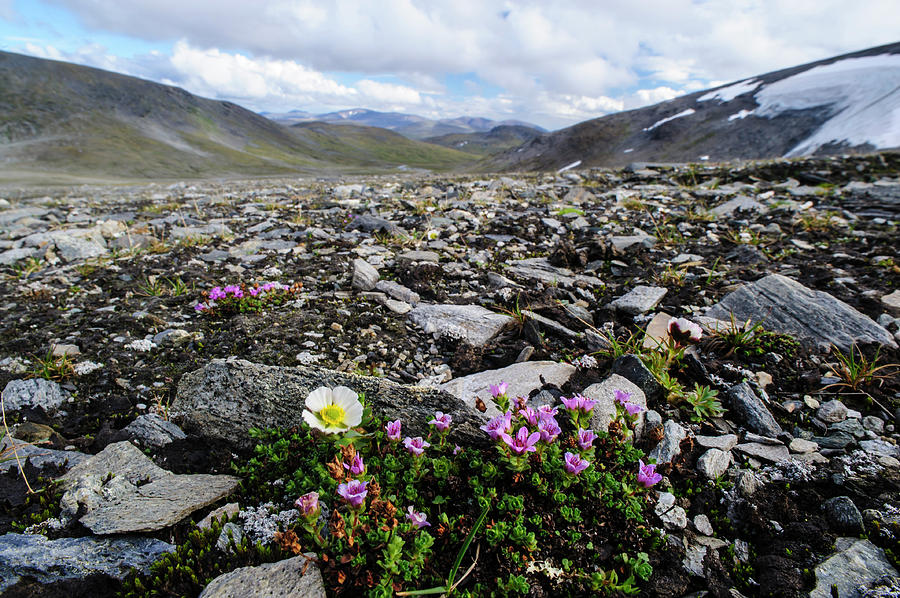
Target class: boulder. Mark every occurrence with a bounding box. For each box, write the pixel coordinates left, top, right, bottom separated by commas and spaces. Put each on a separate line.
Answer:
0, 533, 172, 593
1, 378, 70, 414
408, 303, 512, 347
59, 441, 240, 534
706, 274, 897, 351
173, 358, 488, 449
199, 554, 325, 598
810, 538, 898, 598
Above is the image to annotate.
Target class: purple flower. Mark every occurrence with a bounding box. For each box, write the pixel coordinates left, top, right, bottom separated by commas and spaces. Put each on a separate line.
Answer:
518, 406, 539, 427
337, 479, 368, 508
668, 317, 702, 343
560, 394, 596, 413
536, 405, 559, 421
564, 451, 590, 475
614, 389, 632, 406
480, 412, 512, 440
577, 428, 596, 451
637, 459, 662, 488
538, 418, 561, 443
500, 426, 541, 456
295, 491, 320, 518
403, 436, 430, 456
249, 287, 260, 297
405, 506, 430, 528
429, 411, 452, 432
385, 419, 402, 442
453, 444, 462, 455
624, 402, 644, 416
223, 285, 240, 295
489, 382, 509, 398
343, 454, 365, 475
209, 286, 226, 301
194, 303, 207, 311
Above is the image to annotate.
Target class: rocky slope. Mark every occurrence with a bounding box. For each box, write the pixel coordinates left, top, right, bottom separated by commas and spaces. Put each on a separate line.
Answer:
486, 42, 900, 172
0, 152, 899, 596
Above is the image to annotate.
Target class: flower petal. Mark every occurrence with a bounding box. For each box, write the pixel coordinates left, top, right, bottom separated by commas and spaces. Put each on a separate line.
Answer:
302, 409, 323, 431
344, 400, 364, 427
331, 386, 359, 409
306, 387, 331, 411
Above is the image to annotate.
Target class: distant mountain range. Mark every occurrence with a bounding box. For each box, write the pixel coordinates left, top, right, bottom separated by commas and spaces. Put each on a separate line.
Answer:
262, 108, 544, 141
0, 51, 474, 183
485, 41, 900, 171
2, 41, 899, 183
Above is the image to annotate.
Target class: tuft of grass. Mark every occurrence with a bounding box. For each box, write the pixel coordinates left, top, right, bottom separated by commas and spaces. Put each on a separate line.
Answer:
824, 344, 899, 393
29, 350, 75, 381
704, 315, 798, 359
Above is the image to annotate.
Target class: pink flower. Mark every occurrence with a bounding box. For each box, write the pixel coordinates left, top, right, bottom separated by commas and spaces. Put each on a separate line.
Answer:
403, 436, 430, 456
343, 454, 365, 475
429, 411, 452, 432
405, 506, 430, 528
453, 445, 462, 455
668, 317, 702, 344
624, 402, 644, 416
500, 426, 541, 456
577, 428, 596, 451
560, 394, 596, 413
564, 451, 590, 475
614, 389, 632, 406
295, 492, 320, 518
337, 480, 368, 508
385, 419, 402, 442
536, 405, 559, 421
480, 412, 512, 440
208, 287, 226, 301
249, 287, 260, 297
538, 418, 561, 443
637, 459, 662, 488
518, 406, 539, 427
194, 303, 206, 311
489, 382, 509, 398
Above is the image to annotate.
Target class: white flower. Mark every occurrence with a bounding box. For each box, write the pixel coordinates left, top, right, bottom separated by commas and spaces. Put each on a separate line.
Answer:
302, 386, 363, 434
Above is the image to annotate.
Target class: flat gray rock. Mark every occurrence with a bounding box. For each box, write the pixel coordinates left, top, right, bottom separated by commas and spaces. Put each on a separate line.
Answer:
60, 441, 240, 534
695, 434, 738, 451
375, 280, 420, 306
1, 378, 70, 413
734, 442, 790, 463
53, 233, 107, 261
0, 532, 172, 592
582, 375, 647, 439
810, 538, 898, 598
725, 382, 783, 437
707, 274, 897, 351
173, 358, 487, 449
123, 413, 187, 448
408, 303, 512, 347
0, 436, 88, 473
712, 195, 768, 217
504, 257, 601, 288
0, 247, 37, 266
440, 361, 576, 418
199, 554, 325, 598
609, 285, 667, 315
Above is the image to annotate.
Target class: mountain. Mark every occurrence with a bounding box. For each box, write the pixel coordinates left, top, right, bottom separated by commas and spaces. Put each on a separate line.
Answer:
424, 125, 544, 156
263, 108, 544, 140
484, 42, 900, 172
0, 51, 473, 184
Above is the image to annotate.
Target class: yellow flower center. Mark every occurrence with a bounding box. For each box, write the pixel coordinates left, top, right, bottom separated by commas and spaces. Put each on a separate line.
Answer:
320, 404, 346, 427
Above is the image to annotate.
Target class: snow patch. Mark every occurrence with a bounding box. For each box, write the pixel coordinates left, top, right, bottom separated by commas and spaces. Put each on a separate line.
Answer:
751, 53, 900, 156
728, 109, 754, 122
623, 148, 634, 153
557, 160, 581, 173
698, 79, 760, 102
643, 109, 695, 132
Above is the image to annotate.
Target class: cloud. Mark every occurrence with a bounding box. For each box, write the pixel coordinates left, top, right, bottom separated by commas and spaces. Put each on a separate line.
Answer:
24, 1, 900, 128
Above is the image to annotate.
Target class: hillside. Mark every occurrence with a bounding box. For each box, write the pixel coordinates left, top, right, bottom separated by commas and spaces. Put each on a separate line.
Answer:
485, 41, 900, 172
0, 51, 474, 183
424, 124, 544, 156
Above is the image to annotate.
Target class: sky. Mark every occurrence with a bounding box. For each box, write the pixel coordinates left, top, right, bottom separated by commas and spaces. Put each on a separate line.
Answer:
1, 1, 899, 130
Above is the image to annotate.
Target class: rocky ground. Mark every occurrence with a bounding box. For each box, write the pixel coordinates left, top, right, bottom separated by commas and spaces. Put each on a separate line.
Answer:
0, 152, 899, 597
